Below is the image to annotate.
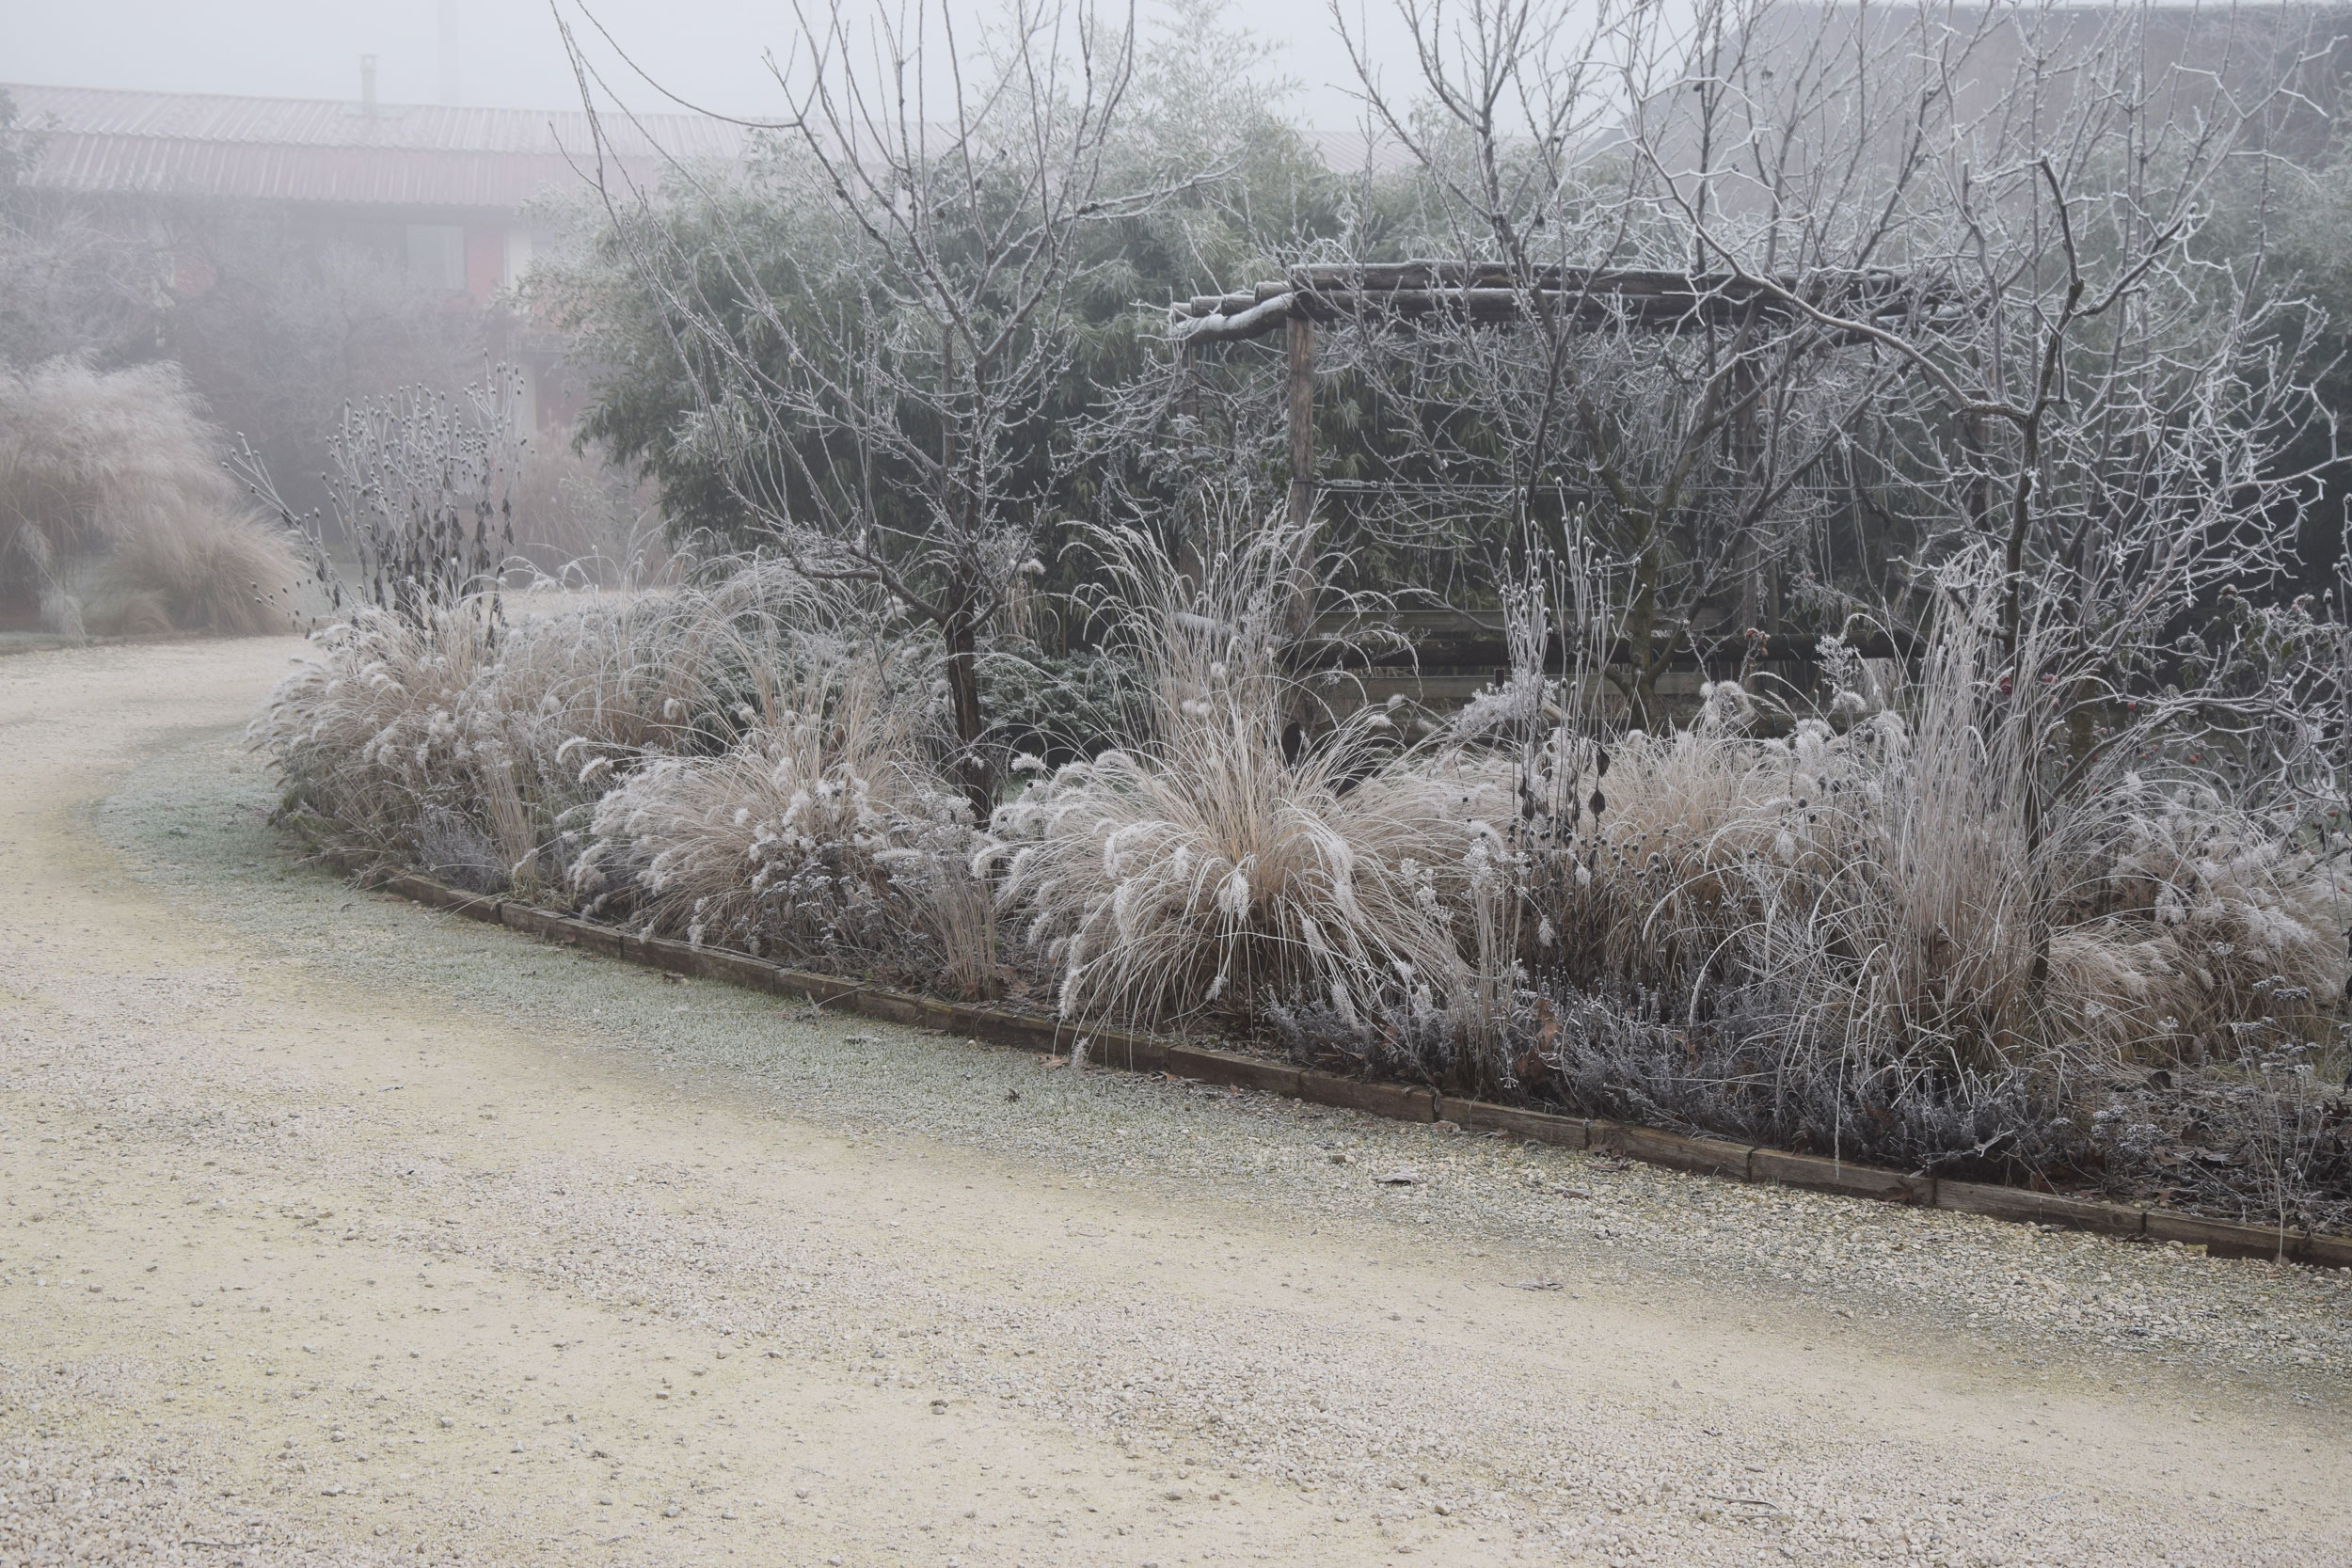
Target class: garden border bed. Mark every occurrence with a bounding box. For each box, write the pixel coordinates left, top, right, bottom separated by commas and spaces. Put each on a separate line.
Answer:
345, 859, 2352, 1271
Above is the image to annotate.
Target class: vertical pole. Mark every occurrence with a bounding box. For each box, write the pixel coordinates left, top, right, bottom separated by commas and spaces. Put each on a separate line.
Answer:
1285, 311, 1316, 531
1729, 348, 1761, 641
1175, 339, 1203, 592
1282, 308, 1319, 678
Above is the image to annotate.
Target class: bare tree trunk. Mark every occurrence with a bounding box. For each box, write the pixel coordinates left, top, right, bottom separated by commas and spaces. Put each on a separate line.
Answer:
1728, 349, 1762, 647
944, 593, 993, 825
1613, 535, 1665, 730
557, 0, 1159, 807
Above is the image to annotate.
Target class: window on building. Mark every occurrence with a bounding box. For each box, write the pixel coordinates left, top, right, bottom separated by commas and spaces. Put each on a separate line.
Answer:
405, 224, 465, 292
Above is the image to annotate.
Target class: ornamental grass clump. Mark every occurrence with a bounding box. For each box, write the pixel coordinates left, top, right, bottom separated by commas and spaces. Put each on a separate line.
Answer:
569, 622, 996, 994
985, 524, 1501, 1045
256, 553, 989, 985
1495, 558, 2350, 1179
256, 558, 861, 889
0, 356, 300, 634
1525, 594, 2347, 1071
255, 596, 516, 883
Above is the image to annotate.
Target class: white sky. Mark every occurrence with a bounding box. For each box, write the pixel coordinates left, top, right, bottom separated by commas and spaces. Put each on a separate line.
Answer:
0, 0, 1421, 129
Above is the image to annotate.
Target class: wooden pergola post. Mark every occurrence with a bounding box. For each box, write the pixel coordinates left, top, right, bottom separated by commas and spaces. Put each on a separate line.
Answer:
1174, 339, 1203, 590
1285, 313, 1315, 529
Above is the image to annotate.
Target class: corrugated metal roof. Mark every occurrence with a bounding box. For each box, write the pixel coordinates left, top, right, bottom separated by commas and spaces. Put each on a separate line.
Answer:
4, 83, 752, 210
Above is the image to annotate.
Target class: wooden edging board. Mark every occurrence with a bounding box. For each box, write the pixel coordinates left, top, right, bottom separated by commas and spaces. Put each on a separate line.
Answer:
354, 863, 2352, 1271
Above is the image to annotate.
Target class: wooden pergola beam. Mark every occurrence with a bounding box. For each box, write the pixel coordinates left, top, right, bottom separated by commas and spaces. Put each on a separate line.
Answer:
1168, 261, 1944, 534
1168, 263, 1947, 345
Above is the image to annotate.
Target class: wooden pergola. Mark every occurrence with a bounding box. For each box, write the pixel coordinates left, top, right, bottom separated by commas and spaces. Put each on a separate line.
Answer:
1168, 262, 1947, 529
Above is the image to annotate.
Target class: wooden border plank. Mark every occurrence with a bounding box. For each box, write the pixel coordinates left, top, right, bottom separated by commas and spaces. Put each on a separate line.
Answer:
1592, 1123, 1754, 1180
1751, 1148, 1931, 1205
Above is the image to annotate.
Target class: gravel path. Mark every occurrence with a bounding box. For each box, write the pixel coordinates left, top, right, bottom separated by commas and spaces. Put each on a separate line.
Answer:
3, 636, 2349, 1567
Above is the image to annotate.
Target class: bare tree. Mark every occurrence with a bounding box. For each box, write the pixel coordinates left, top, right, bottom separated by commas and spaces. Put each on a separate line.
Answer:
1307, 0, 2337, 741
1655, 2, 2338, 987
559, 0, 1161, 820
1329, 0, 2338, 995
1310, 0, 2003, 722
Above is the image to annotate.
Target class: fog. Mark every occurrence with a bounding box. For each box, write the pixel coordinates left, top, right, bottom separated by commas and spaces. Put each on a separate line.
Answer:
8, 0, 2352, 1556
4, 0, 1410, 127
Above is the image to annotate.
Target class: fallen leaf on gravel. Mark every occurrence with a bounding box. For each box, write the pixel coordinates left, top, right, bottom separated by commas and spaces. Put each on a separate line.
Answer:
1373, 1170, 1421, 1185
1504, 1279, 1565, 1291
1552, 1187, 1594, 1200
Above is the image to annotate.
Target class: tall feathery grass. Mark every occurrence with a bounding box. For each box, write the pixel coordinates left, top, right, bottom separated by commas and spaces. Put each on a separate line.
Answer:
569, 593, 995, 994
1528, 587, 2344, 1033
255, 559, 993, 990
984, 523, 1508, 1063
1467, 554, 2352, 1182
978, 530, 2344, 1196
259, 559, 822, 879
0, 357, 301, 634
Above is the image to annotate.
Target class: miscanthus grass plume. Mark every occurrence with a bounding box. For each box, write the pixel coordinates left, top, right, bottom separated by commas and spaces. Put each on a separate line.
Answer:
570, 606, 994, 995
1470, 553, 2350, 1189
0, 356, 300, 634
255, 559, 987, 985
983, 522, 1503, 1047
